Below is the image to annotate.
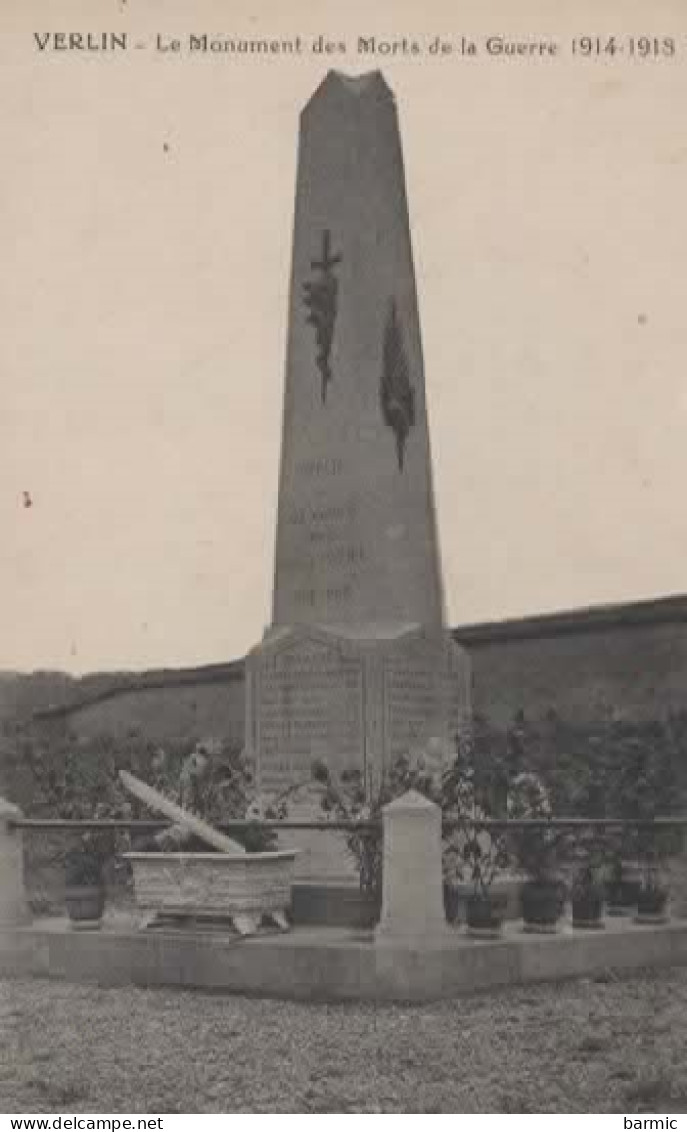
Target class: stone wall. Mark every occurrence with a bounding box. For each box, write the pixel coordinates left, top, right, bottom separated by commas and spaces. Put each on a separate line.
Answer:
456, 595, 687, 729
68, 681, 245, 745
33, 665, 246, 748
29, 594, 687, 746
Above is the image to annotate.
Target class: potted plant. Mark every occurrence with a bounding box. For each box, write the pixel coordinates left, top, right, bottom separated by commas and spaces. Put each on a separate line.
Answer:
520, 871, 565, 932
636, 831, 670, 924
311, 754, 441, 929
572, 863, 605, 929
310, 763, 386, 928
599, 720, 682, 917
63, 793, 126, 929
441, 754, 510, 938
440, 729, 508, 930
566, 828, 607, 930
18, 730, 136, 919
604, 849, 641, 916
64, 837, 105, 929
636, 871, 669, 923
508, 773, 566, 933
461, 824, 509, 937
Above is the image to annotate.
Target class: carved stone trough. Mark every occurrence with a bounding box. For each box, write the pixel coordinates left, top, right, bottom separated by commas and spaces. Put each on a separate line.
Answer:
119, 770, 299, 936
124, 849, 299, 935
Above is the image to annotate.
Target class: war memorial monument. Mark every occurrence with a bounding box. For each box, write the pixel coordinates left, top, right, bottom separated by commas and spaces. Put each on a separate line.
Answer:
245, 72, 471, 834
1, 70, 687, 1011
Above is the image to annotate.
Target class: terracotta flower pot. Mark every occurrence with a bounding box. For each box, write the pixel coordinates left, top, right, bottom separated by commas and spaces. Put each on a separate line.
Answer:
605, 877, 640, 916
572, 885, 605, 930
605, 861, 641, 916
65, 849, 105, 930
466, 893, 507, 938
636, 886, 669, 924
521, 879, 564, 933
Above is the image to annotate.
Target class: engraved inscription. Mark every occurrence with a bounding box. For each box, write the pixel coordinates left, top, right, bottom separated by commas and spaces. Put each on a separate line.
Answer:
385, 654, 443, 760
284, 500, 356, 526
294, 583, 353, 608
281, 544, 365, 572
258, 647, 363, 793
280, 490, 363, 615
295, 457, 344, 477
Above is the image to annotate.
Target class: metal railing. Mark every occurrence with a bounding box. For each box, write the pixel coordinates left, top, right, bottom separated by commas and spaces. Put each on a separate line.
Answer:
9, 815, 687, 832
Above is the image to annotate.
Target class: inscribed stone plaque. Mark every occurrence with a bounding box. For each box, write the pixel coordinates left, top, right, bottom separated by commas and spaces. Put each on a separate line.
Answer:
384, 634, 470, 764
252, 634, 364, 797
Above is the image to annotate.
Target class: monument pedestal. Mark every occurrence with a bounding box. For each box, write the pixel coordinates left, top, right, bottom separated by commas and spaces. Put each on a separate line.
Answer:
246, 622, 470, 880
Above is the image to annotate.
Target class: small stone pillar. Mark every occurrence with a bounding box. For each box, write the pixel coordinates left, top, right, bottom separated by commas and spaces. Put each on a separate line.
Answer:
375, 790, 450, 943
0, 798, 29, 927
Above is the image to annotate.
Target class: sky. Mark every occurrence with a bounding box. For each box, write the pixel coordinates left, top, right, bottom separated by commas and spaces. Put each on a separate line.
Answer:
2, 0, 687, 674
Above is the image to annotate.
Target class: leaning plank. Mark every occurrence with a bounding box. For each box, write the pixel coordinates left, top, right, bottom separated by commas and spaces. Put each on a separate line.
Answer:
119, 770, 246, 854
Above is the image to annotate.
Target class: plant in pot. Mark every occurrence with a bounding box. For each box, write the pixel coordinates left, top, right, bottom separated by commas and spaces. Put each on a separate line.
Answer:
310, 762, 383, 928
508, 772, 566, 933
17, 729, 143, 922
635, 829, 670, 924
571, 864, 605, 929
445, 819, 509, 938
64, 833, 106, 929
441, 722, 511, 927
63, 792, 133, 928
604, 849, 641, 916
569, 829, 607, 930
311, 753, 440, 929
441, 738, 511, 935
636, 866, 669, 924
599, 718, 682, 916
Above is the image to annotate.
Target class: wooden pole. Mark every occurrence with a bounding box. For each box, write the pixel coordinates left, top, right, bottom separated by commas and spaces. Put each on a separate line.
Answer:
119, 770, 246, 854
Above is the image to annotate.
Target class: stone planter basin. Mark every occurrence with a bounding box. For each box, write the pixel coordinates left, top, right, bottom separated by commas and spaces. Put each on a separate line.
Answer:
124, 850, 298, 935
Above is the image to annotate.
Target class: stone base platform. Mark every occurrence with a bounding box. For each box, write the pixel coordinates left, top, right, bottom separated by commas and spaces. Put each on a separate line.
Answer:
291, 883, 379, 928
290, 875, 525, 929
2, 914, 687, 1003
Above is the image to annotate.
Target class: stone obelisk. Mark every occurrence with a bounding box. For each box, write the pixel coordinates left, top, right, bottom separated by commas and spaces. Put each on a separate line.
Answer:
246, 73, 470, 873
272, 70, 444, 629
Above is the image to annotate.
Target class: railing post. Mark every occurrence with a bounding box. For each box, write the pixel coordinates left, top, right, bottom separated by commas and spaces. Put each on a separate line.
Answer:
0, 799, 29, 927
375, 789, 450, 943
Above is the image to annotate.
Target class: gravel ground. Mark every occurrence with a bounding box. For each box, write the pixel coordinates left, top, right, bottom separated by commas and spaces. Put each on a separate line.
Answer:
1, 969, 686, 1113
